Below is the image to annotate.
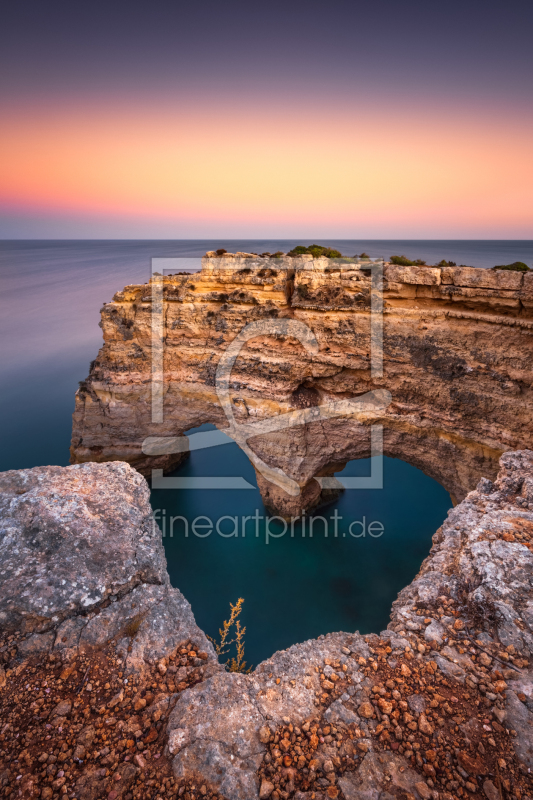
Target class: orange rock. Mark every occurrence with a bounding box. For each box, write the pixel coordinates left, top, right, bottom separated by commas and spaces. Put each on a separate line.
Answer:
458, 751, 486, 776
378, 698, 393, 715
358, 702, 374, 719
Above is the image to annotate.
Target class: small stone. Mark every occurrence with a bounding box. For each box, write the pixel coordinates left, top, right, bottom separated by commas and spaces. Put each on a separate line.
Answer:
358, 702, 374, 719
418, 714, 434, 735
259, 779, 275, 799
323, 759, 334, 773
51, 700, 72, 718
479, 652, 492, 667
108, 690, 124, 708
400, 663, 412, 678
415, 781, 431, 800
483, 779, 500, 800
73, 745, 86, 760
258, 725, 271, 743
378, 698, 393, 715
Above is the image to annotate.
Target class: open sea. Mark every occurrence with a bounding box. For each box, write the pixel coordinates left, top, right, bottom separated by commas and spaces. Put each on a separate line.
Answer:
1, 239, 531, 664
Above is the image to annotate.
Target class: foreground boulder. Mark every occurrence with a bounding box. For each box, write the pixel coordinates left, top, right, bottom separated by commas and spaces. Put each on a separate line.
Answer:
0, 461, 215, 669
0, 454, 532, 799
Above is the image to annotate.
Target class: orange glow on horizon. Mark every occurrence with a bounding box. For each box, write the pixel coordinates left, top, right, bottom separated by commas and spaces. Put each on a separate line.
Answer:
1, 103, 532, 236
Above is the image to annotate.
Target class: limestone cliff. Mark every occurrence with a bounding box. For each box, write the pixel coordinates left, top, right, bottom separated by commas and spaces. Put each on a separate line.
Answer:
71, 254, 533, 515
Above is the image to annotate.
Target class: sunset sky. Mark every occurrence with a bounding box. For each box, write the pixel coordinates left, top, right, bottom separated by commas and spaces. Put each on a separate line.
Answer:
1, 0, 532, 238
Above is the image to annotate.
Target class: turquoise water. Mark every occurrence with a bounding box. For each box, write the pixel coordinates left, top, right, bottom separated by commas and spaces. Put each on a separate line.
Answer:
3, 239, 527, 664
151, 426, 451, 667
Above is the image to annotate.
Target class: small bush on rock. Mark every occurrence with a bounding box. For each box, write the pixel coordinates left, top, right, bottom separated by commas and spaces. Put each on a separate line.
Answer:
287, 244, 343, 258
492, 261, 530, 272
390, 255, 426, 266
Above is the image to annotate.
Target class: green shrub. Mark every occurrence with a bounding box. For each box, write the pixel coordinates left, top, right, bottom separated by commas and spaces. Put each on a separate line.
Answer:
287, 245, 309, 255
287, 244, 342, 258
437, 259, 457, 267
390, 255, 426, 266
491, 261, 530, 272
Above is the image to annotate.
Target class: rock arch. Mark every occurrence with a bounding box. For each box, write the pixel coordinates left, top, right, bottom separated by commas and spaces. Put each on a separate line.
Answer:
71, 254, 533, 515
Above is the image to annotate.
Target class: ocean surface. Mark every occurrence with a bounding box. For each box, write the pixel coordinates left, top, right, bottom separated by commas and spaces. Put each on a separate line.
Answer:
1, 239, 531, 665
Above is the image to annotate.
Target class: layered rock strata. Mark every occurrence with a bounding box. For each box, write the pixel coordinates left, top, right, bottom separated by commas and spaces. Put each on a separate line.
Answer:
1, 454, 533, 799
71, 254, 533, 515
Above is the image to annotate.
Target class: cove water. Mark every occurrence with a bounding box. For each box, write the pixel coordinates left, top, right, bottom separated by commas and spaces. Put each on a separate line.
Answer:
2, 240, 530, 664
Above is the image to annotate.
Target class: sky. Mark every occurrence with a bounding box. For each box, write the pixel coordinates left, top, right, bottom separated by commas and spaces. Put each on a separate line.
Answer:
1, 0, 532, 239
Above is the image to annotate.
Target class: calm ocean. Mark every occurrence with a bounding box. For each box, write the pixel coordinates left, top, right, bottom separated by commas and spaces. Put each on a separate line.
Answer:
1, 239, 531, 664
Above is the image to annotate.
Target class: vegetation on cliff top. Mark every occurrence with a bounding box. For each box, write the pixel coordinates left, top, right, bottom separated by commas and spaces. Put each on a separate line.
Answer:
288, 244, 342, 258
211, 249, 530, 270
492, 261, 530, 272
390, 254, 427, 266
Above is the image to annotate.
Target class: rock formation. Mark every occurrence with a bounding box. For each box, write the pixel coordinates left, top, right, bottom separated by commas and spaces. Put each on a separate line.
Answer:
1, 454, 533, 799
71, 254, 533, 515
0, 461, 217, 669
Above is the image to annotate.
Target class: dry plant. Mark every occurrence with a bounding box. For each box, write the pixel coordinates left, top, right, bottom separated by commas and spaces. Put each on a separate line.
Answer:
209, 597, 252, 673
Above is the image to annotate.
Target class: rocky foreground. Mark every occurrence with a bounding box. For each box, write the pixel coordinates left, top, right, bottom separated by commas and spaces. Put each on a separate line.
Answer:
1, 454, 533, 800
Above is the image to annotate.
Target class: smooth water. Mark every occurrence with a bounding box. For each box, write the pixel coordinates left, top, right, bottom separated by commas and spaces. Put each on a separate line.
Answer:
1, 240, 530, 663
151, 425, 451, 667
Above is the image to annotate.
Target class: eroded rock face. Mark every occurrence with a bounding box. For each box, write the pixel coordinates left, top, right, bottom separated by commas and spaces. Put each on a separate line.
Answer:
71, 254, 533, 515
0, 462, 216, 671
164, 451, 533, 798
1, 453, 533, 798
